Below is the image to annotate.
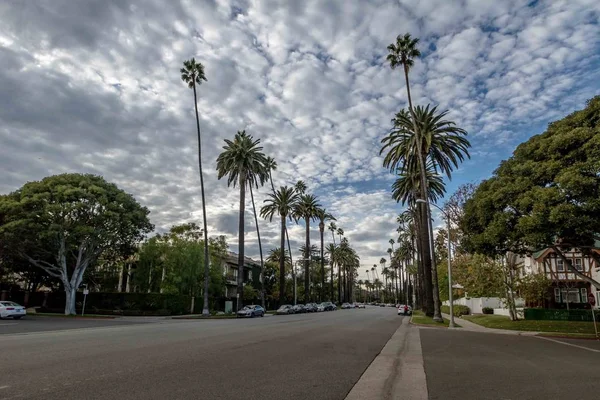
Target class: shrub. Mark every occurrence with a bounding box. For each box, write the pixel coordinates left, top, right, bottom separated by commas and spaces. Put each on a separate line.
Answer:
441, 304, 470, 317
482, 307, 494, 314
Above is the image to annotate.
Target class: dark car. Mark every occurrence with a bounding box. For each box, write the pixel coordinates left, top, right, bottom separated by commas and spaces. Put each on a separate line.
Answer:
304, 303, 317, 312
276, 304, 295, 315
292, 304, 306, 313
318, 301, 336, 311
237, 305, 265, 318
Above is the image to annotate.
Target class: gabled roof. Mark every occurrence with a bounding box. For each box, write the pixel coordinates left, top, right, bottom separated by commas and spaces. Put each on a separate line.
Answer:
532, 239, 600, 261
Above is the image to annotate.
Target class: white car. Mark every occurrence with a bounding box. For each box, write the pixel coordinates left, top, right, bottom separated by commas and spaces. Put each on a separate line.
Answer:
397, 305, 412, 316
0, 301, 27, 319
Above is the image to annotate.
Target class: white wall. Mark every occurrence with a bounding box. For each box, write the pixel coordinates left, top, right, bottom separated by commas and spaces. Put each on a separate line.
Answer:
444, 297, 525, 314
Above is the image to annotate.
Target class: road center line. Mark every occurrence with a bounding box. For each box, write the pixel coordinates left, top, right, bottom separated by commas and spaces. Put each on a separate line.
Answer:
0, 385, 10, 389
536, 336, 600, 353
0, 323, 18, 326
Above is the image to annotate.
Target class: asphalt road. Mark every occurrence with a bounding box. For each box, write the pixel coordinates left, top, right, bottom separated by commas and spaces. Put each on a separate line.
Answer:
0, 315, 150, 335
421, 328, 600, 400
0, 307, 403, 400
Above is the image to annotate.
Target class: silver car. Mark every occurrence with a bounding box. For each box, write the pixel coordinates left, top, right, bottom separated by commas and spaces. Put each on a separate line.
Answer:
0, 301, 26, 319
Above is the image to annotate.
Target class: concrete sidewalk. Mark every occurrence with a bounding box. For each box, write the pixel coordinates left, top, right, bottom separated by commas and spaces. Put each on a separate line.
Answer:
345, 317, 428, 400
442, 313, 539, 336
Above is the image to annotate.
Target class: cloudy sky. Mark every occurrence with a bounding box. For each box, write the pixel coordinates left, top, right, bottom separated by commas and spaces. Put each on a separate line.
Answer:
1, 0, 599, 279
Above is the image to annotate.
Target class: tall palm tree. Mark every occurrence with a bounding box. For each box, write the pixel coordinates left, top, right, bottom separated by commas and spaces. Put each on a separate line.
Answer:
294, 180, 307, 195
265, 157, 277, 193
249, 182, 266, 308
217, 131, 267, 309
261, 186, 299, 307
337, 228, 345, 302
382, 106, 470, 320
329, 222, 338, 245
357, 279, 364, 302
325, 243, 337, 301
293, 194, 321, 302
180, 58, 211, 316
316, 208, 335, 302
386, 33, 420, 113
266, 248, 290, 266
380, 258, 388, 301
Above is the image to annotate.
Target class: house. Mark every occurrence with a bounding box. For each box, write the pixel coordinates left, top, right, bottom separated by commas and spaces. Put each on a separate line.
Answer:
221, 252, 262, 298
518, 245, 600, 309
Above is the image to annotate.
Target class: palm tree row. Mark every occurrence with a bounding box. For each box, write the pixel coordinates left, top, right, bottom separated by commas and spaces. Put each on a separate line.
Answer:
381, 33, 471, 319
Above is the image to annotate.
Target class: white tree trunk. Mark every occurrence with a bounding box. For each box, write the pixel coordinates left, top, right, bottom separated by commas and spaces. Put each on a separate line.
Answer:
64, 284, 77, 315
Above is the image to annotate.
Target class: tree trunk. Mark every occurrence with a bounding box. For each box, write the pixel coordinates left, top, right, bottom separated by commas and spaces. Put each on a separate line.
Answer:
279, 216, 286, 307
304, 217, 310, 303
237, 173, 246, 310
415, 209, 433, 315
250, 185, 266, 309
64, 284, 77, 315
320, 224, 325, 302
337, 263, 342, 304
330, 259, 334, 301
427, 210, 443, 322
285, 227, 295, 305
192, 83, 210, 317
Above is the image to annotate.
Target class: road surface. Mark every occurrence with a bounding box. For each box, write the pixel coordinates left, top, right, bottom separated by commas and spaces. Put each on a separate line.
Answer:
0, 307, 402, 399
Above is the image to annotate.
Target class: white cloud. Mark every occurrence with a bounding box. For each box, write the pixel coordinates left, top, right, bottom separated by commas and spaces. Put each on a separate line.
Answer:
0, 0, 599, 279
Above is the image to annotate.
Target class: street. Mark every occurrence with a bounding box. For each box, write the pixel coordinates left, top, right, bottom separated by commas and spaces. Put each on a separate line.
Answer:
0, 315, 151, 335
0, 307, 402, 400
2, 308, 600, 400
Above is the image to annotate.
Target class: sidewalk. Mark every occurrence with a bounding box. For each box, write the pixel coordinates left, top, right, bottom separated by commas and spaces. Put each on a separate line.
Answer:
442, 313, 539, 336
345, 317, 428, 400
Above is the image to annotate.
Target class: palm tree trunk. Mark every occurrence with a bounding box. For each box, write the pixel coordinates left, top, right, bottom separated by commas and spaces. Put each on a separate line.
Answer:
304, 217, 310, 303
249, 185, 265, 309
192, 83, 211, 316
415, 207, 432, 315
279, 216, 286, 308
403, 65, 414, 113
237, 173, 246, 310
193, 83, 210, 315
427, 208, 443, 321
320, 226, 325, 302
337, 263, 342, 304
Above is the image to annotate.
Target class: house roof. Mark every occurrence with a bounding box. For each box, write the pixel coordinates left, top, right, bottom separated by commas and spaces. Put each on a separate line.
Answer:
224, 251, 261, 267
532, 239, 600, 261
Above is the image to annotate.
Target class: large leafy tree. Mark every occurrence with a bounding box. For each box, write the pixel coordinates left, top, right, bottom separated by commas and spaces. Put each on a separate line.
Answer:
216, 130, 268, 309
462, 96, 600, 290
261, 186, 299, 307
293, 193, 321, 302
0, 174, 153, 314
180, 57, 211, 316
315, 208, 335, 302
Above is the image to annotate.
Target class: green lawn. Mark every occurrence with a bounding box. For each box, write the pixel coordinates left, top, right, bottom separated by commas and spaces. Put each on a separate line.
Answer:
463, 315, 599, 336
411, 310, 459, 327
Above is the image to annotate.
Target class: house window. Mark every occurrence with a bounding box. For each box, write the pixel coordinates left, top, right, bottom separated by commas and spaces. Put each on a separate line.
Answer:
581, 288, 587, 302
556, 259, 564, 272
574, 258, 583, 271
560, 289, 581, 303
554, 287, 561, 303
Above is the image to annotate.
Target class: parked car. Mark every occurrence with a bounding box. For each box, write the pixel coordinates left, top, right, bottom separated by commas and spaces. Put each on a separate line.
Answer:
236, 305, 265, 318
397, 304, 412, 316
293, 304, 306, 313
0, 301, 26, 320
356, 303, 366, 308
304, 303, 317, 313
341, 303, 352, 309
276, 304, 295, 315
318, 301, 336, 311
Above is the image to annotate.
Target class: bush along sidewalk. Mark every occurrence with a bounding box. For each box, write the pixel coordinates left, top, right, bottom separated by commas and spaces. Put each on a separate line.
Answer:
441, 305, 470, 317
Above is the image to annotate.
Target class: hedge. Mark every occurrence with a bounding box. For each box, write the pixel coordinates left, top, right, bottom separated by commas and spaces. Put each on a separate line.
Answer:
441, 304, 470, 317
482, 307, 494, 314
524, 308, 600, 322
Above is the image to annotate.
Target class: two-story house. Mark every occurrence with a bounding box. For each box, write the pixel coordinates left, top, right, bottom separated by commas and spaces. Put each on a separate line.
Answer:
221, 252, 261, 299
518, 245, 600, 309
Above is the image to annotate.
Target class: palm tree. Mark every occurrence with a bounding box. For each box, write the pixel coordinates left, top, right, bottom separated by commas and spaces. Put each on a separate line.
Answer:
180, 58, 211, 316
329, 222, 338, 245
266, 248, 290, 266
382, 106, 470, 320
261, 186, 300, 308
386, 33, 420, 113
316, 208, 335, 302
380, 258, 388, 301
293, 194, 321, 302
249, 183, 267, 308
357, 279, 364, 302
265, 157, 297, 302
325, 243, 337, 301
294, 180, 307, 194
217, 131, 267, 309
337, 228, 345, 302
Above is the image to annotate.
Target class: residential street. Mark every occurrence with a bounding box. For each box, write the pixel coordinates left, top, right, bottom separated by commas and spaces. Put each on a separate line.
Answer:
2, 308, 600, 400
0, 307, 402, 400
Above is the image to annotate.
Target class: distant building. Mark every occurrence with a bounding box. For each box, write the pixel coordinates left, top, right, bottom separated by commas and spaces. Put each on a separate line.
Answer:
220, 252, 261, 298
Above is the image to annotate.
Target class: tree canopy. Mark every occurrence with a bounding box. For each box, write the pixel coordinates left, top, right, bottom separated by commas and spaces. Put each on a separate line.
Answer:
462, 96, 600, 288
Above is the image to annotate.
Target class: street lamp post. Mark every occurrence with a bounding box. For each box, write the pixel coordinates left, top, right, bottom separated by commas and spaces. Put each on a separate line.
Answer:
416, 199, 455, 328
